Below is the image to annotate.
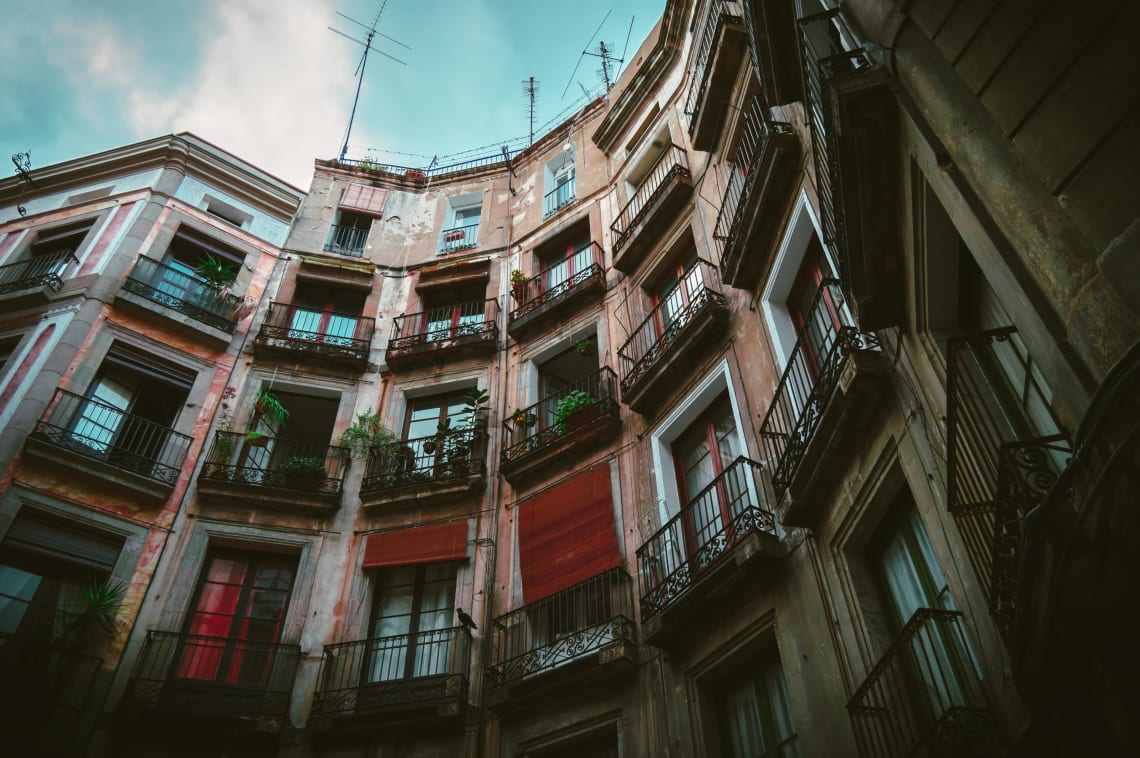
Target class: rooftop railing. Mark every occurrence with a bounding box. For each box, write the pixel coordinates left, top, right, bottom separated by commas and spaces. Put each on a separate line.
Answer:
361, 427, 487, 494
0, 251, 77, 295
543, 177, 576, 218
323, 224, 369, 257
30, 388, 192, 486
341, 149, 522, 179
848, 609, 999, 758
510, 242, 603, 322
611, 144, 690, 255
312, 626, 470, 717
199, 431, 348, 495
122, 256, 242, 333
637, 457, 778, 621
486, 568, 635, 688
439, 223, 480, 254
618, 259, 725, 395
501, 366, 619, 466
389, 298, 499, 352
257, 301, 375, 363
757, 278, 880, 497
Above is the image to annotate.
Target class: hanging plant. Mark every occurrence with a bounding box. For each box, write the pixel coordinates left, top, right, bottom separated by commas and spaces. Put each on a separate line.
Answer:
251, 390, 289, 425
574, 338, 595, 356
510, 269, 528, 285
337, 408, 396, 459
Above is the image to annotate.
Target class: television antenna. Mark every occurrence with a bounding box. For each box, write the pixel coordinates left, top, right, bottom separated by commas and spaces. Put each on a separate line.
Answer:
329, 1, 410, 162
561, 11, 635, 99
11, 151, 35, 217
522, 77, 540, 145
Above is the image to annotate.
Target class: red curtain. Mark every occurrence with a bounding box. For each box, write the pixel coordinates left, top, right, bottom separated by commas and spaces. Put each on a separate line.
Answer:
340, 183, 388, 216
363, 520, 469, 568
518, 466, 622, 603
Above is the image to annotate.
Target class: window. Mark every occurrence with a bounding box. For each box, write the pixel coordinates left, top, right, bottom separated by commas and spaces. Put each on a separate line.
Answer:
420, 285, 486, 342
202, 195, 252, 228
29, 219, 94, 262
151, 229, 243, 304
366, 564, 457, 682
540, 236, 593, 296
716, 651, 799, 758
543, 150, 576, 217
286, 285, 364, 346
786, 238, 842, 374
655, 251, 707, 337
325, 209, 373, 256
238, 390, 339, 478
535, 334, 599, 427
440, 195, 482, 253
177, 551, 297, 685
1, 219, 92, 290
0, 334, 23, 377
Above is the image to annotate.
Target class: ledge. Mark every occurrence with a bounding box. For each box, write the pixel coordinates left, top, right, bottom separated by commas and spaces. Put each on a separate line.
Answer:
23, 434, 174, 505
385, 330, 498, 373
197, 474, 342, 516
360, 470, 485, 512
507, 269, 606, 341
114, 289, 235, 346
499, 405, 621, 485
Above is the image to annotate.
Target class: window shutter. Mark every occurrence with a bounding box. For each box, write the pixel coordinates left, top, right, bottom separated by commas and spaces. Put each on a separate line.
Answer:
2, 510, 123, 572
518, 466, 621, 603
363, 520, 469, 569
339, 183, 388, 216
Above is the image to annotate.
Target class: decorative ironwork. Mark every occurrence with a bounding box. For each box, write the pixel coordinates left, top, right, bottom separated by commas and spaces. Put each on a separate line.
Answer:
0, 251, 77, 295
637, 457, 779, 621
946, 328, 1071, 648
757, 278, 880, 497
510, 242, 604, 321
256, 301, 374, 363
199, 431, 348, 495
848, 608, 1001, 758
121, 256, 242, 333
618, 259, 726, 396
123, 630, 301, 719
799, 8, 876, 285
683, 0, 735, 123
312, 627, 469, 716
543, 176, 576, 217
388, 298, 499, 352
323, 224, 369, 256
361, 427, 487, 494
340, 148, 522, 179
30, 388, 192, 486
501, 367, 619, 465
611, 144, 690, 255
486, 569, 635, 688
439, 222, 480, 254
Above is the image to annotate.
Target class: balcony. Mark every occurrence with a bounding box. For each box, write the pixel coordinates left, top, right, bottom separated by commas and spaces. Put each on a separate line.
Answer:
848, 609, 1001, 758
618, 259, 729, 414
800, 8, 900, 328
637, 457, 785, 649
310, 627, 469, 734
0, 251, 77, 307
323, 224, 369, 257
253, 302, 374, 369
758, 279, 887, 525
119, 256, 243, 337
439, 223, 479, 255
386, 298, 499, 371
946, 328, 1071, 650
712, 99, 800, 290
610, 144, 693, 274
486, 569, 636, 711
684, 0, 747, 151
198, 432, 348, 514
360, 427, 487, 510
500, 367, 621, 484
508, 242, 605, 339
25, 388, 192, 502
1, 644, 102, 756
120, 630, 301, 737
543, 176, 576, 218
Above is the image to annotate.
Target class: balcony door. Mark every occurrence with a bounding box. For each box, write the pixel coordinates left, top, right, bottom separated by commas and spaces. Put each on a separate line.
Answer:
404, 393, 469, 477
156, 230, 242, 308
657, 254, 704, 338
366, 564, 456, 682
177, 552, 296, 687
787, 239, 842, 377
241, 391, 338, 479
287, 286, 363, 347
541, 238, 591, 296
422, 285, 484, 342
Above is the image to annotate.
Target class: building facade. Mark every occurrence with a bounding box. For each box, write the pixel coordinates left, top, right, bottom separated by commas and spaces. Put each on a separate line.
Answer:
2, 0, 1137, 756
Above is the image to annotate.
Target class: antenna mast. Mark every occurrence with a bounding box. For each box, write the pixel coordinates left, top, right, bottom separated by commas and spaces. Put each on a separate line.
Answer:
522, 77, 540, 146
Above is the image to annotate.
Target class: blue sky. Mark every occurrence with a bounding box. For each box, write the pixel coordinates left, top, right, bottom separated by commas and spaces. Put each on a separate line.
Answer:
2, 0, 665, 189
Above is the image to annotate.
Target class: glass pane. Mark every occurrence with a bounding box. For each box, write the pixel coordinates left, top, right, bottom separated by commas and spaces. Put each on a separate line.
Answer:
288, 309, 323, 340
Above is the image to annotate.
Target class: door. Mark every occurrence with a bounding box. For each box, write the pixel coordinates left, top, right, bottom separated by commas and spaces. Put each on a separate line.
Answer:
542, 240, 592, 297
366, 564, 456, 682
404, 394, 468, 478
287, 287, 361, 347
657, 254, 704, 339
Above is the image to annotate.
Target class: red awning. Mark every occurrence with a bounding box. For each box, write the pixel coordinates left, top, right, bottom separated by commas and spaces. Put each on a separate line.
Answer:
339, 183, 388, 216
518, 465, 622, 603
363, 520, 469, 568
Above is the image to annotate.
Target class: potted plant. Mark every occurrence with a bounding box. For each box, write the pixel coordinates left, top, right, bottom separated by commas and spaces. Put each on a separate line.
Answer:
405, 168, 425, 180
574, 338, 595, 356
338, 409, 396, 460
54, 578, 128, 651
252, 390, 290, 425
512, 407, 536, 427
553, 389, 597, 434
195, 253, 238, 291
510, 269, 528, 302
279, 455, 328, 490
244, 430, 269, 447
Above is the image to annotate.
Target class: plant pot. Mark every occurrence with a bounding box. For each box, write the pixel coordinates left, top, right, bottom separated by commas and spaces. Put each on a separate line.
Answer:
423, 441, 437, 455
246, 434, 269, 448
565, 404, 603, 432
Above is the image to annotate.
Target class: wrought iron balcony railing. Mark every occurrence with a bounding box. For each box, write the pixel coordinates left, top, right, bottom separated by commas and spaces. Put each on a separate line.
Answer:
0, 251, 77, 295
799, 8, 876, 286
611, 144, 690, 255
389, 298, 499, 352
758, 278, 880, 497
439, 222, 480, 254
946, 328, 1071, 646
683, 0, 729, 121
618, 259, 726, 396
123, 630, 301, 719
312, 627, 470, 717
510, 242, 604, 322
361, 427, 487, 494
199, 431, 348, 495
122, 256, 243, 333
712, 96, 795, 254
486, 568, 635, 688
543, 177, 576, 217
257, 301, 375, 363
501, 366, 619, 466
30, 388, 192, 486
323, 224, 369, 256
637, 457, 779, 621
848, 608, 1000, 758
